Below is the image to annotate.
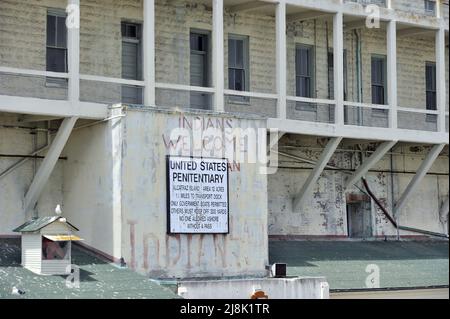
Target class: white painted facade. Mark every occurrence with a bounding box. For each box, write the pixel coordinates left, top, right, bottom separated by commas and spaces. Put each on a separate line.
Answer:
0, 0, 449, 279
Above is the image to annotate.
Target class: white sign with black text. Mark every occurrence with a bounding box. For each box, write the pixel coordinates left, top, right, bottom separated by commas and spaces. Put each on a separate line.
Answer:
167, 156, 229, 234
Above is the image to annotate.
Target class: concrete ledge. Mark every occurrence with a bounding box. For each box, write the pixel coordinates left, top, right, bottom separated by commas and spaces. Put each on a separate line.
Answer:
177, 277, 329, 299
268, 235, 443, 241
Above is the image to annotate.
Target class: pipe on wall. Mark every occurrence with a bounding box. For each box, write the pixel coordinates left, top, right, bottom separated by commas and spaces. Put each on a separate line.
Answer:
354, 29, 363, 125
362, 177, 449, 239
0, 114, 125, 181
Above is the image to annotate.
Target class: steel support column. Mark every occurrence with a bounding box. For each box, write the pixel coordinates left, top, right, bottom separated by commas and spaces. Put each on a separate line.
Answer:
345, 140, 397, 189
395, 143, 446, 214
293, 137, 343, 211
23, 117, 78, 216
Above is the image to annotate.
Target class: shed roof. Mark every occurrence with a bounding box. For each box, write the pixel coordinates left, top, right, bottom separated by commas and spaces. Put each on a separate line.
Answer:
13, 216, 79, 233
0, 239, 180, 299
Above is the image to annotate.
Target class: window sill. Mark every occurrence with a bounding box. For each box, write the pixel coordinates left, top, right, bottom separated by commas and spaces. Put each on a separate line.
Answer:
45, 79, 68, 89
371, 109, 389, 118
227, 97, 251, 106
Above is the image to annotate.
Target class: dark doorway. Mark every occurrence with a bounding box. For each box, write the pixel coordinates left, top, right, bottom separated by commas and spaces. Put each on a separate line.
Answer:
347, 200, 372, 238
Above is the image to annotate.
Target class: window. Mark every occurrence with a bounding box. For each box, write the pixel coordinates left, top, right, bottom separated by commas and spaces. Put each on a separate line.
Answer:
371, 55, 387, 105
295, 44, 315, 112
46, 9, 68, 87
228, 34, 249, 103
121, 22, 142, 80
371, 55, 388, 117
190, 31, 209, 88
426, 62, 437, 122
424, 0, 436, 14
121, 22, 143, 104
190, 30, 211, 110
296, 44, 314, 98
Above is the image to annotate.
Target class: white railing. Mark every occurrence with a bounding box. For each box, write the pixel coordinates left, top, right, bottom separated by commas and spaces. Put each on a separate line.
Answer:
156, 83, 215, 94
344, 101, 390, 110
0, 66, 69, 79
287, 96, 336, 106
80, 74, 145, 87
225, 90, 278, 100
1, 64, 447, 133
398, 106, 439, 115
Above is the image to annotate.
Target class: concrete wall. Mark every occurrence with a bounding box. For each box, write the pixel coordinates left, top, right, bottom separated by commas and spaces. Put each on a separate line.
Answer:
268, 135, 449, 237
63, 107, 269, 279
0, 114, 63, 235
62, 111, 123, 260
178, 277, 329, 299
120, 109, 268, 278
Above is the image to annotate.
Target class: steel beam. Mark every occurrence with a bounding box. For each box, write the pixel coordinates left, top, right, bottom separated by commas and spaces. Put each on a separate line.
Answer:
345, 140, 397, 189
0, 95, 107, 119
23, 117, 78, 216
394, 144, 446, 214
293, 137, 343, 211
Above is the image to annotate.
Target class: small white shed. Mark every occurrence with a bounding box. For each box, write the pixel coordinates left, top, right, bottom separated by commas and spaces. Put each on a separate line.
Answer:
13, 216, 82, 275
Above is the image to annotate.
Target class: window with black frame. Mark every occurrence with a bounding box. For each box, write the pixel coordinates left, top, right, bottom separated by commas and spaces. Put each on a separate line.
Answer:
295, 44, 315, 112
425, 62, 437, 122
121, 22, 143, 104
46, 9, 68, 87
228, 35, 249, 103
424, 0, 436, 15
371, 55, 388, 117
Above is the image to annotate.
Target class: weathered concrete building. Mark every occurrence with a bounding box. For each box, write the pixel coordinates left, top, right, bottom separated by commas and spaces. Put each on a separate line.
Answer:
0, 0, 449, 287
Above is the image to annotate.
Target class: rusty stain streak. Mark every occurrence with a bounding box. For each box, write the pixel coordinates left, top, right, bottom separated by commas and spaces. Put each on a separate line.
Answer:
198, 234, 205, 265
187, 234, 192, 268
127, 220, 137, 270
165, 235, 170, 268
213, 234, 227, 268
172, 234, 182, 266
143, 233, 160, 271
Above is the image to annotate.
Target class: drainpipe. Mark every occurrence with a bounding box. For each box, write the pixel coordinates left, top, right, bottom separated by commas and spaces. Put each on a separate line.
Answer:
354, 29, 363, 125
390, 152, 400, 241
0, 114, 125, 181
